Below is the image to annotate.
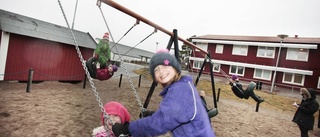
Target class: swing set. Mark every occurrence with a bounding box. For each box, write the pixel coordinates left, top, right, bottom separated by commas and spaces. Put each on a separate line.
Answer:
57, 0, 262, 133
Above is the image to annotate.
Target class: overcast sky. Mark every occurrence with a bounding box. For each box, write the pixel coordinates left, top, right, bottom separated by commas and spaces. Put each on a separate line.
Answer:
1, 0, 319, 53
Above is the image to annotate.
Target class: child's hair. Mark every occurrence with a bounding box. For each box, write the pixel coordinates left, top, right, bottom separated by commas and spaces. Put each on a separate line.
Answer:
149, 49, 181, 80
101, 101, 130, 125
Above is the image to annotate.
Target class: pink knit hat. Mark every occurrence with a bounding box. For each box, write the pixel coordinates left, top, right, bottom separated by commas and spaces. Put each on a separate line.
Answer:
103, 32, 109, 40
101, 101, 130, 125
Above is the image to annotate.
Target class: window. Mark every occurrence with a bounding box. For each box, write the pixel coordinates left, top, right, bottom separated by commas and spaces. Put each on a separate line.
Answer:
232, 45, 248, 56
283, 73, 305, 86
254, 69, 272, 80
286, 48, 309, 61
193, 60, 204, 69
257, 46, 275, 58
212, 63, 220, 72
215, 44, 224, 54
318, 77, 320, 89
195, 42, 208, 52
229, 65, 245, 76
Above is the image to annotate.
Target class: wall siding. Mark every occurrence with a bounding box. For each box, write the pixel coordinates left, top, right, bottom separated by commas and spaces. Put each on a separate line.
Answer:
4, 34, 94, 81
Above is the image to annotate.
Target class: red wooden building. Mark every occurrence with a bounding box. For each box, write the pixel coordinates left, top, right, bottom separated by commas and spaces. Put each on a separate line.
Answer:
0, 9, 96, 82
189, 34, 320, 91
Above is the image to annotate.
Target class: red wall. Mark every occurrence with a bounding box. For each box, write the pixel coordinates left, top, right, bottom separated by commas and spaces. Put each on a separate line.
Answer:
192, 43, 320, 89
4, 34, 94, 81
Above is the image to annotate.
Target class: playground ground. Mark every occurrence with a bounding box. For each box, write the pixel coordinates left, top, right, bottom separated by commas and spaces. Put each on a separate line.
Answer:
0, 71, 320, 137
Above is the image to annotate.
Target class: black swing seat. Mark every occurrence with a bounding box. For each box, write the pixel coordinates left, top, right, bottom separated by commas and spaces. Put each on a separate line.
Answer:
85, 57, 97, 79
231, 82, 264, 103
231, 82, 256, 99
207, 108, 218, 118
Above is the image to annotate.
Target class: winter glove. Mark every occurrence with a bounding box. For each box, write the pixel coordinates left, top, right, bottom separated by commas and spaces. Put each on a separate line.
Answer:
139, 110, 155, 118
112, 122, 130, 137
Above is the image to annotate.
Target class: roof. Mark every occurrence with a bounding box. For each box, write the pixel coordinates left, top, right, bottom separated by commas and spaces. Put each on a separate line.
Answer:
110, 42, 155, 59
0, 9, 97, 49
192, 34, 320, 44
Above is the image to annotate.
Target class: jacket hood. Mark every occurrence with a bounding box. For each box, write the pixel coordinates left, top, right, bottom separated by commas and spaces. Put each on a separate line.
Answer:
300, 88, 317, 101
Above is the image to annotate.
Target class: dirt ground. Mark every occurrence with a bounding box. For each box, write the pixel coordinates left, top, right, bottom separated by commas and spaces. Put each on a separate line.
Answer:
1, 74, 320, 137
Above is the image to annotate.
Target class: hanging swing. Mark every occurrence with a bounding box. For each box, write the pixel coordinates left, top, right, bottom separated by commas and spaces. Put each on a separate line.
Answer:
57, 0, 148, 134
200, 54, 264, 112
192, 51, 219, 118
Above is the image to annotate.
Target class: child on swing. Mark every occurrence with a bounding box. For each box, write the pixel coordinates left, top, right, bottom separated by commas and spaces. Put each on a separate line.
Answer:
86, 32, 118, 81
86, 57, 118, 81
92, 101, 131, 137
111, 49, 215, 137
229, 74, 264, 103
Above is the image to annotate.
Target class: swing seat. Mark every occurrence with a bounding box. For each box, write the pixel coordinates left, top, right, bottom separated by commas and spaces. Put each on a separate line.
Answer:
246, 82, 256, 93
208, 108, 218, 118
86, 57, 97, 79
231, 82, 257, 99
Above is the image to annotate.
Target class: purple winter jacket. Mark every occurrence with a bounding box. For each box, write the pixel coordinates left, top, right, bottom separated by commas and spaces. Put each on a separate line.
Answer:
129, 76, 215, 137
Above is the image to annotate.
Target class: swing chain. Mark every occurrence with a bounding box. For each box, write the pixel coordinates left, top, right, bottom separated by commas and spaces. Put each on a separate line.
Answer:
97, 3, 145, 111
57, 0, 114, 127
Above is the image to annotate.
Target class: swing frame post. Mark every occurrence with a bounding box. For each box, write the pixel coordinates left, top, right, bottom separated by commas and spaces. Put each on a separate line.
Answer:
217, 88, 221, 102
143, 81, 157, 109
207, 52, 218, 109
138, 74, 142, 88
194, 58, 205, 86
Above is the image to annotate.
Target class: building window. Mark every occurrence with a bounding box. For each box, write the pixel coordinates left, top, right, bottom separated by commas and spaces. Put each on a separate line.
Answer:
286, 48, 309, 62
212, 63, 220, 72
215, 44, 224, 54
283, 73, 305, 86
257, 46, 275, 58
254, 69, 272, 80
193, 60, 204, 69
318, 77, 320, 89
232, 45, 248, 56
195, 42, 208, 52
230, 65, 245, 76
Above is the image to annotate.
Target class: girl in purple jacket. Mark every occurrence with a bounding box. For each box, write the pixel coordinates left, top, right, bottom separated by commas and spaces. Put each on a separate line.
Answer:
112, 49, 215, 137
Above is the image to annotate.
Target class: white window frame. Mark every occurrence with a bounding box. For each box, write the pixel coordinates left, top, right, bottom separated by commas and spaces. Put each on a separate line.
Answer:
212, 63, 220, 72
195, 42, 208, 52
232, 45, 248, 56
229, 65, 245, 76
253, 69, 272, 80
215, 44, 224, 54
282, 72, 305, 86
193, 60, 204, 70
286, 48, 309, 62
318, 77, 320, 89
257, 46, 275, 58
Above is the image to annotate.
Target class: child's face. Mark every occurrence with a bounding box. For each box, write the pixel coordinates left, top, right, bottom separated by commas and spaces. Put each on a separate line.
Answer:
154, 65, 176, 86
107, 114, 122, 130
108, 65, 114, 72
108, 66, 113, 72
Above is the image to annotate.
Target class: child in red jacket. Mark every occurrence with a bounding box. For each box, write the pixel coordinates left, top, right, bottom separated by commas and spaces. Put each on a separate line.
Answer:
86, 57, 118, 81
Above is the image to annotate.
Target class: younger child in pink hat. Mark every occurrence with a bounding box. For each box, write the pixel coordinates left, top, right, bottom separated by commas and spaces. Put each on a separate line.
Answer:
92, 101, 131, 137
